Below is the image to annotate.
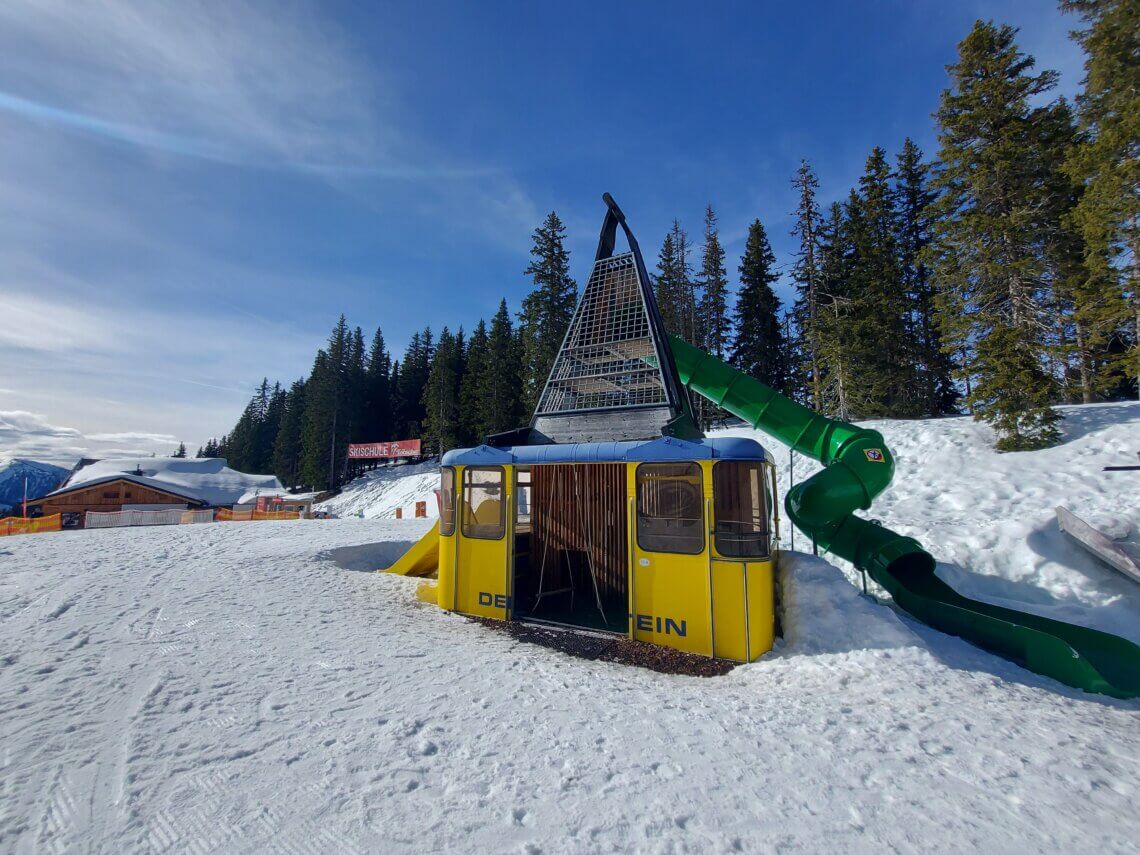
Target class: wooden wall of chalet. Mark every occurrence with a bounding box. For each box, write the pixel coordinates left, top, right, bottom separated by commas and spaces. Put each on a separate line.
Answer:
38, 479, 195, 526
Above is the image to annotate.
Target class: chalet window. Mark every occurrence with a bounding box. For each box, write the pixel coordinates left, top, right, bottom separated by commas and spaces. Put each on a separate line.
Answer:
636, 463, 704, 554
439, 468, 456, 536
461, 467, 505, 540
713, 461, 769, 558
124, 491, 133, 499
102, 490, 118, 499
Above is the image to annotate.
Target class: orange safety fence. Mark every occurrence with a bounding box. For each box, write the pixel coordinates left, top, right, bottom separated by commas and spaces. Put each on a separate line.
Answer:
217, 508, 301, 522
217, 508, 254, 522
0, 514, 62, 536
252, 509, 301, 521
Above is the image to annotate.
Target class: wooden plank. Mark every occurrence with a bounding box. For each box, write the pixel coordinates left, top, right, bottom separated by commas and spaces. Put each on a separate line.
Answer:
531, 464, 627, 605
1056, 506, 1140, 585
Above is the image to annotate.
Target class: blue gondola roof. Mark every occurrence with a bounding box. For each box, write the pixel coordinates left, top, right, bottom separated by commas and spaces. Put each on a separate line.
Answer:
441, 435, 767, 467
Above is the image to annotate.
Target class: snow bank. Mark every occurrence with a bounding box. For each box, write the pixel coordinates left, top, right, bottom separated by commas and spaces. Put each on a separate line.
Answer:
316, 460, 440, 519
714, 400, 1140, 644
0, 521, 1136, 852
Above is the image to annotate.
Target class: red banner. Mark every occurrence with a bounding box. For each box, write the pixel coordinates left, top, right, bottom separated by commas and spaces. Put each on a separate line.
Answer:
347, 439, 422, 460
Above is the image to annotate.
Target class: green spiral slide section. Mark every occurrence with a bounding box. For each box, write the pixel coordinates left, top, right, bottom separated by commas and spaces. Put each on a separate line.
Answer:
669, 335, 1140, 699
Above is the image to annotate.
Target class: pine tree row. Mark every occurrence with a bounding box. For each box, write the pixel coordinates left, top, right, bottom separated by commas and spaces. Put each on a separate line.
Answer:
206, 4, 1136, 468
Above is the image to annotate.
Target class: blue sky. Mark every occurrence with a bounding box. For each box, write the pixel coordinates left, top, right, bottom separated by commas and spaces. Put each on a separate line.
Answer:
0, 0, 1084, 462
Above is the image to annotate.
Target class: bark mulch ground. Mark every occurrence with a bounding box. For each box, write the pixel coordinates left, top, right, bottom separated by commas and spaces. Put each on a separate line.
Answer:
469, 617, 736, 677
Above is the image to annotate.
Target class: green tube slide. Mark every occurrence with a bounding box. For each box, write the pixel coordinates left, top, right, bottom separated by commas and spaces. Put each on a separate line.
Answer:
669, 335, 1140, 699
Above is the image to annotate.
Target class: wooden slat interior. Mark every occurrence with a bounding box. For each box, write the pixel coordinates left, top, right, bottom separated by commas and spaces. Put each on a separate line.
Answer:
531, 463, 627, 605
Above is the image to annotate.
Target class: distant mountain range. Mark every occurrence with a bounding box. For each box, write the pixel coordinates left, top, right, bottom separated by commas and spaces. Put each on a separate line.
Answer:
0, 459, 70, 511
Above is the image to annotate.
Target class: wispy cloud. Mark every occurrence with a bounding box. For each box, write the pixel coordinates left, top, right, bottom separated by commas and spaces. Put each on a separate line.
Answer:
0, 89, 505, 181
86, 430, 178, 444
0, 411, 173, 464
0, 410, 178, 465
0, 0, 381, 164
0, 286, 322, 449
0, 0, 513, 184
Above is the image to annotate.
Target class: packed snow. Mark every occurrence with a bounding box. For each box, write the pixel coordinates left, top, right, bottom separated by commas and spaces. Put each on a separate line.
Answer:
1, 402, 1138, 852
718, 400, 1140, 644
316, 460, 440, 520
54, 458, 282, 507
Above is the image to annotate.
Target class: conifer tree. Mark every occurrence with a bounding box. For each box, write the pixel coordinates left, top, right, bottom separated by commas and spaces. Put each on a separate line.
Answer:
299, 316, 355, 488
388, 359, 404, 435
225, 379, 268, 472
1036, 99, 1103, 403
843, 146, 920, 418
518, 212, 577, 412
790, 160, 824, 408
395, 328, 434, 438
346, 326, 367, 443
254, 382, 284, 473
814, 201, 856, 419
731, 218, 789, 393
1061, 0, 1138, 398
929, 21, 1064, 450
692, 206, 730, 427
460, 319, 491, 444
487, 299, 524, 433
273, 379, 306, 488
698, 205, 730, 358
364, 327, 391, 440
655, 230, 681, 335
655, 222, 698, 344
299, 350, 334, 488
422, 326, 463, 455
172, 442, 187, 458
895, 138, 958, 415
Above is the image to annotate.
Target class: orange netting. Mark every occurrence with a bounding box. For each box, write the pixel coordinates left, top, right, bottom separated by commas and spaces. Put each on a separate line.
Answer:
217, 508, 300, 522
252, 509, 301, 521
216, 508, 253, 522
0, 514, 62, 536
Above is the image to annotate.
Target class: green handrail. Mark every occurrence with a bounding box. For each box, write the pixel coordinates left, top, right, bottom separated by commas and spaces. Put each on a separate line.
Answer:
670, 335, 1140, 699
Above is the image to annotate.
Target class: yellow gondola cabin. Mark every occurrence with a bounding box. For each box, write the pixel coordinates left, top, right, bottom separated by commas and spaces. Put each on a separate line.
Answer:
429, 436, 779, 662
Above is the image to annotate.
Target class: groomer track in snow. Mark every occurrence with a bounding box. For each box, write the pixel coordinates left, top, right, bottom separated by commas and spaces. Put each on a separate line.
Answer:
1, 520, 1138, 851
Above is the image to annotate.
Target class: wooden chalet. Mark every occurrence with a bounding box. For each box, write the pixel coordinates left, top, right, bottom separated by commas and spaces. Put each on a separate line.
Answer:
33, 475, 207, 528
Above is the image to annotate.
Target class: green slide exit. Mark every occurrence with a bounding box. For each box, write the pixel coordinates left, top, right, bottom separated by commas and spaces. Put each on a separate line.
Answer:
669, 334, 1140, 699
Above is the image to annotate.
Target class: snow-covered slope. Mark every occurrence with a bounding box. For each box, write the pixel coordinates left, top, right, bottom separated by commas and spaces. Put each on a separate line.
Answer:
0, 459, 68, 510
316, 460, 439, 519
10, 403, 1130, 849
0, 520, 1136, 852
715, 400, 1140, 644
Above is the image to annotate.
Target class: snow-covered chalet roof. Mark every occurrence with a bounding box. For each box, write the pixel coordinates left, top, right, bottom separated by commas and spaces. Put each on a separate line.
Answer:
45, 458, 282, 507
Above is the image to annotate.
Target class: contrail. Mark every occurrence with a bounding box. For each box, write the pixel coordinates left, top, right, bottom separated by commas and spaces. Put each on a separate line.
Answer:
0, 90, 229, 160
0, 89, 500, 180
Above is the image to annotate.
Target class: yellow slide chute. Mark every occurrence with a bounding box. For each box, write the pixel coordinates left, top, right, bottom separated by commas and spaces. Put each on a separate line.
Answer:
384, 521, 439, 578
